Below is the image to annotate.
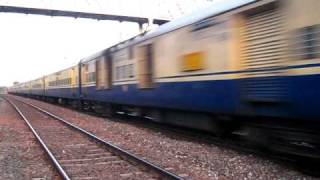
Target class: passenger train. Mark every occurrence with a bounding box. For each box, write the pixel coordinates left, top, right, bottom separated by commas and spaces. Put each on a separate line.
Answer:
9, 0, 320, 157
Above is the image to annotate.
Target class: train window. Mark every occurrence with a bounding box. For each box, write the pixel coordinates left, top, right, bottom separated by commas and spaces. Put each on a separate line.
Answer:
87, 72, 96, 82
75, 76, 78, 84
49, 81, 56, 87
83, 62, 96, 84
114, 64, 135, 80
32, 84, 41, 88
292, 24, 320, 60
92, 73, 96, 82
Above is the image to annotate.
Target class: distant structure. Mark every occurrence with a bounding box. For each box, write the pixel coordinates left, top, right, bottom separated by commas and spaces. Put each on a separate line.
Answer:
0, 86, 7, 94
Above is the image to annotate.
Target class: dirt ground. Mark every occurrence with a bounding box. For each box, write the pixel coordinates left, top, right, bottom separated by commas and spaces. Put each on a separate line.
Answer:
0, 97, 59, 180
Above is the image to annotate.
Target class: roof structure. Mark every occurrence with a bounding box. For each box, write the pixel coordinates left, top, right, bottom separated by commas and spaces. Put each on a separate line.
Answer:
0, 0, 217, 22
0, 5, 169, 25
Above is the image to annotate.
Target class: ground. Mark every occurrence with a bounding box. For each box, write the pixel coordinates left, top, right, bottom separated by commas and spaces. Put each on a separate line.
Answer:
0, 97, 59, 180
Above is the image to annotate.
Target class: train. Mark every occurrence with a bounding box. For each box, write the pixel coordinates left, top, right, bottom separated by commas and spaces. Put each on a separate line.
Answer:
0, 87, 7, 94
8, 0, 320, 157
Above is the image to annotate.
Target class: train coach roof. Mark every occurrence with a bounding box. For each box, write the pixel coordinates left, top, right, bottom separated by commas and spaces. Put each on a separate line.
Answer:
81, 0, 256, 63
137, 0, 256, 41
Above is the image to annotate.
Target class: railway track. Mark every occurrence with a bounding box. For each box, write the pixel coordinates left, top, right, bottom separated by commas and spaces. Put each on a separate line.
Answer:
5, 97, 182, 180
8, 95, 320, 177
106, 113, 320, 176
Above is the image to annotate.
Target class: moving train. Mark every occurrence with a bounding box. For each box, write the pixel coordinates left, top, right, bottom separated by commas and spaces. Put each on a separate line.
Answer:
9, 0, 320, 156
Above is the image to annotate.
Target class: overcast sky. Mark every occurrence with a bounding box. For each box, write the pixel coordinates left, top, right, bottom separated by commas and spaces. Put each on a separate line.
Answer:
0, 13, 141, 86
0, 0, 217, 87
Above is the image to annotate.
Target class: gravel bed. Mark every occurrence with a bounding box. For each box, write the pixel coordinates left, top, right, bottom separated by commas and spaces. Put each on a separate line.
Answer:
0, 97, 60, 180
11, 98, 160, 179
14, 95, 318, 180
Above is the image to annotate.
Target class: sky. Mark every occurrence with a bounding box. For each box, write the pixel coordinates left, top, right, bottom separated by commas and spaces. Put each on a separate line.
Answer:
0, 0, 216, 86
0, 14, 140, 86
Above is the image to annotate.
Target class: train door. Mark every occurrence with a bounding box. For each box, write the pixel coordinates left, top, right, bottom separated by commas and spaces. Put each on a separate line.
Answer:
43, 76, 47, 96
105, 55, 112, 89
78, 63, 82, 98
81, 64, 88, 96
137, 44, 153, 89
240, 3, 287, 102
42, 77, 45, 96
71, 67, 77, 96
96, 55, 112, 90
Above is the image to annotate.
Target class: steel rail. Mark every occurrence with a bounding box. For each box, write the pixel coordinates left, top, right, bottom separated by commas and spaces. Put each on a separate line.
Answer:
11, 97, 183, 180
4, 97, 71, 180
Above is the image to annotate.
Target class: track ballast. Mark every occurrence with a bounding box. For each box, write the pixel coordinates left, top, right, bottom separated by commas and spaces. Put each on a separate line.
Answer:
5, 96, 182, 180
